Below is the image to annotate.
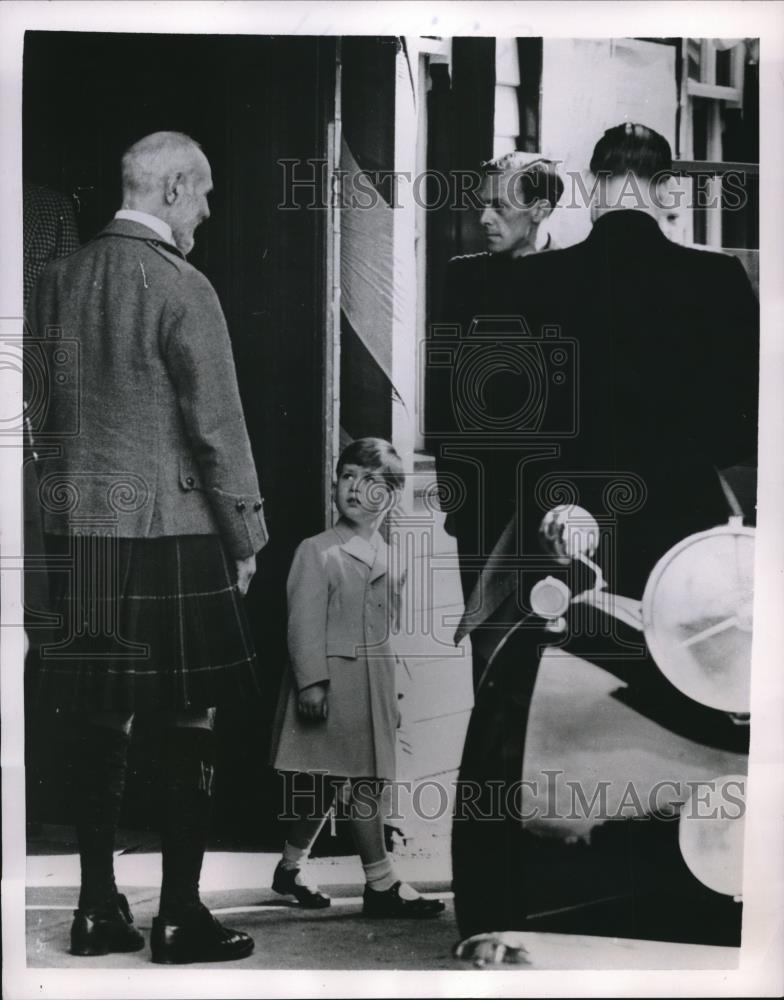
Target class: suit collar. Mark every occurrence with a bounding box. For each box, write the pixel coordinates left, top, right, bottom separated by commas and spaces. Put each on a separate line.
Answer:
587, 209, 667, 246
114, 209, 174, 245
95, 218, 185, 257
334, 521, 388, 580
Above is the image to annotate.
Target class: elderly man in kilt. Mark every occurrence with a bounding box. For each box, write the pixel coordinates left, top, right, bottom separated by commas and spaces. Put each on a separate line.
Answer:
26, 132, 268, 964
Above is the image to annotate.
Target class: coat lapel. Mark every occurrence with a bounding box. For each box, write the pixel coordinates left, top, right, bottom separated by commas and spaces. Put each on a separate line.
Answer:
368, 537, 389, 582
334, 522, 389, 581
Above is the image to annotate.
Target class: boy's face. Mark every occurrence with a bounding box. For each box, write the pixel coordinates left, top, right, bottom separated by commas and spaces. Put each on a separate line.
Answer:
335, 463, 394, 527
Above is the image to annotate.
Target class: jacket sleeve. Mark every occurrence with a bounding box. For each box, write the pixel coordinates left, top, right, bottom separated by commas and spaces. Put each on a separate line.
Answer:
286, 538, 330, 691
162, 268, 269, 560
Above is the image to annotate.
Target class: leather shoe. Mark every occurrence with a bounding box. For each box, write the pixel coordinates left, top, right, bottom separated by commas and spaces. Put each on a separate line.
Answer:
150, 904, 254, 964
363, 881, 445, 919
70, 893, 145, 956
272, 861, 331, 909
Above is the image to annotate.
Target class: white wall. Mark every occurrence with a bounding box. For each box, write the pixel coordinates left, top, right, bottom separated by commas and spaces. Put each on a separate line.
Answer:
540, 38, 677, 248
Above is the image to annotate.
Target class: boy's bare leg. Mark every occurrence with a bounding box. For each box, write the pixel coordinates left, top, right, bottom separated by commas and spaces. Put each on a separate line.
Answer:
349, 780, 445, 916
273, 776, 341, 907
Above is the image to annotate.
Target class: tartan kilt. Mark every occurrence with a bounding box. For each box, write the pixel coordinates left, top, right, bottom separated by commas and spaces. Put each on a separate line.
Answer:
29, 533, 260, 713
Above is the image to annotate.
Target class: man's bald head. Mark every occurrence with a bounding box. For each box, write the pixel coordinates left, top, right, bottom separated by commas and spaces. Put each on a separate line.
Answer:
122, 132, 206, 200
120, 131, 212, 255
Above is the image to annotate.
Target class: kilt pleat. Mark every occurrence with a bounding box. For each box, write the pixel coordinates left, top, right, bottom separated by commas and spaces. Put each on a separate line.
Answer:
29, 534, 260, 713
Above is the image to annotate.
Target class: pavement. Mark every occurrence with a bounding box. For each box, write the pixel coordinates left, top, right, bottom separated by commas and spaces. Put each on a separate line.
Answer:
25, 829, 464, 971
23, 834, 740, 974
21, 851, 739, 972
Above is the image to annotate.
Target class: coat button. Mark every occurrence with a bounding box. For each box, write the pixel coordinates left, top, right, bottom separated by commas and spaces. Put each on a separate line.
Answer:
236, 500, 246, 512
185, 476, 195, 488
253, 500, 262, 512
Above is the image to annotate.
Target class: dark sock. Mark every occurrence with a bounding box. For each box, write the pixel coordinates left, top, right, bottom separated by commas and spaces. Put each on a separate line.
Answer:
74, 724, 130, 911
158, 726, 215, 924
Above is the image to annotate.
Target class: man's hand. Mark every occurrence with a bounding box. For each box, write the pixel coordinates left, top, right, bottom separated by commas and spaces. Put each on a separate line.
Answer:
298, 683, 328, 721
235, 554, 256, 595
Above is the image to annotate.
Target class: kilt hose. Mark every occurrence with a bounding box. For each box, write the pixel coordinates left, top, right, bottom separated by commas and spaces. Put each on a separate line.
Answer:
29, 533, 260, 714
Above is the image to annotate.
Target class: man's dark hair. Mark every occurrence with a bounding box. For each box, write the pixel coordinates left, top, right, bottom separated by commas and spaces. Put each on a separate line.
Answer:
336, 437, 405, 492
589, 123, 672, 180
482, 153, 565, 207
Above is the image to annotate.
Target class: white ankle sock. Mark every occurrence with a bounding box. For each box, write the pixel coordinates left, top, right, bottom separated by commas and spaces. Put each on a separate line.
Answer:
281, 841, 309, 871
363, 857, 396, 892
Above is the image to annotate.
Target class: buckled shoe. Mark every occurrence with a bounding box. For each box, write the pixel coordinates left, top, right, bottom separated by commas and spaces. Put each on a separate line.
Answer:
272, 861, 331, 909
363, 881, 445, 918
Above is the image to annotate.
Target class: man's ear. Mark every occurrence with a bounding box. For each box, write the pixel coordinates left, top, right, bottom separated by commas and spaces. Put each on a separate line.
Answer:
532, 199, 553, 223
164, 172, 184, 206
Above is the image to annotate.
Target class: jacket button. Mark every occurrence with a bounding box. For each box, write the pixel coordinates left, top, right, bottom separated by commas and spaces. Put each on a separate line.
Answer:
253, 500, 262, 512
236, 500, 246, 512
185, 476, 195, 488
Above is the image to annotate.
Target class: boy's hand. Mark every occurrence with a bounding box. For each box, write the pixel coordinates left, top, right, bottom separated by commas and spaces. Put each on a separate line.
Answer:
298, 683, 328, 721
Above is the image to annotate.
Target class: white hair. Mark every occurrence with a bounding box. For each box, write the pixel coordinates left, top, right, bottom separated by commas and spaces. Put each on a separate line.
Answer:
121, 131, 205, 200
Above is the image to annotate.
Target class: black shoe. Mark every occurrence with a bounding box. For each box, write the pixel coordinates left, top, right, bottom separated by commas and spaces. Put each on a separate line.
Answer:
70, 893, 145, 956
272, 861, 331, 909
150, 904, 254, 964
363, 881, 445, 919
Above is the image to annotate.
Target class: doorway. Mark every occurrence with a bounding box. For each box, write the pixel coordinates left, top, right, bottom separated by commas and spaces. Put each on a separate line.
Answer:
23, 30, 334, 844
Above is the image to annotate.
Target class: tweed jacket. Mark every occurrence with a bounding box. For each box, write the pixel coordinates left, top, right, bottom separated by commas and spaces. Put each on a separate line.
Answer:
27, 218, 268, 560
23, 182, 80, 310
286, 521, 405, 691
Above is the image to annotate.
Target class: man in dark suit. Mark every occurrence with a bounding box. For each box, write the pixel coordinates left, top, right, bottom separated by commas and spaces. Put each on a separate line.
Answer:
27, 132, 267, 963
449, 123, 759, 940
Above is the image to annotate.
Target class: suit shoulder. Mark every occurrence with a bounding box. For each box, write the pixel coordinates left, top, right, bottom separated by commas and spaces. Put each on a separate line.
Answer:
145, 240, 189, 273
667, 240, 732, 263
159, 255, 222, 306
667, 241, 752, 283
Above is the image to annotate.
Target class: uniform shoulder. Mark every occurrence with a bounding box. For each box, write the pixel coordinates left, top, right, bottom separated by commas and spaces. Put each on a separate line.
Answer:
447, 251, 492, 269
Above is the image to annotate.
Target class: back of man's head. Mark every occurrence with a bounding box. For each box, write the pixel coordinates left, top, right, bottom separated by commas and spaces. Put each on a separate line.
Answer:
589, 123, 672, 180
121, 131, 205, 203
482, 152, 565, 209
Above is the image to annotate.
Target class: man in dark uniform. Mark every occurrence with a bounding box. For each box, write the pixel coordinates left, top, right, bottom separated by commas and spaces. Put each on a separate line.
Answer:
28, 132, 267, 964
426, 154, 564, 686
449, 123, 759, 941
